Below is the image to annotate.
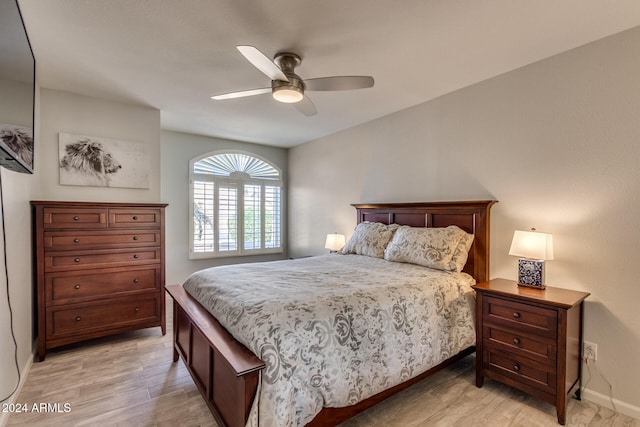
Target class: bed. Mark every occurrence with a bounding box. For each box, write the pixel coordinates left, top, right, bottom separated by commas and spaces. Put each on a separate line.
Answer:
165, 200, 496, 427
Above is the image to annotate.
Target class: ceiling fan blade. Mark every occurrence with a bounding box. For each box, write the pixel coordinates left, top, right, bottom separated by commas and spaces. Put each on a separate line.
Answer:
211, 87, 271, 100
294, 95, 317, 116
303, 76, 374, 91
237, 45, 289, 82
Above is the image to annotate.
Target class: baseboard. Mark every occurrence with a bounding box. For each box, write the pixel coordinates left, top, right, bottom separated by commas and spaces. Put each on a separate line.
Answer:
582, 387, 640, 421
0, 346, 35, 427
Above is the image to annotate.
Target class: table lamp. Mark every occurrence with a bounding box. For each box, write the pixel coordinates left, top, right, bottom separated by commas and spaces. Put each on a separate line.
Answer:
509, 228, 554, 289
325, 233, 345, 254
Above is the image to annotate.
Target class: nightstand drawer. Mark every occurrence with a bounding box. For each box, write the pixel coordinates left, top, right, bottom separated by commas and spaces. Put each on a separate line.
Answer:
484, 326, 556, 365
484, 348, 556, 394
484, 295, 557, 339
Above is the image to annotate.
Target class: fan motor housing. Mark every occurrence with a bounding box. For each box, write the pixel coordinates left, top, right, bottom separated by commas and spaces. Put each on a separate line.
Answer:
273, 52, 301, 73
272, 53, 305, 102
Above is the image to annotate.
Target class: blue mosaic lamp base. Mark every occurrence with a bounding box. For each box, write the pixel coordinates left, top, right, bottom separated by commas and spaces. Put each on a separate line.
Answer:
517, 258, 546, 289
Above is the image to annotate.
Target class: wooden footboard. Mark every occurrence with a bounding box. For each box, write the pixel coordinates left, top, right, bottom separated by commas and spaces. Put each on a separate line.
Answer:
165, 284, 264, 427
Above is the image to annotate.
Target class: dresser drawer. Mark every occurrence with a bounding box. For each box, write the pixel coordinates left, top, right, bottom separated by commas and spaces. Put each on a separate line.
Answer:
46, 296, 161, 339
44, 248, 161, 272
108, 208, 162, 228
45, 268, 159, 303
483, 295, 557, 339
484, 326, 556, 365
484, 348, 556, 395
43, 208, 107, 229
43, 230, 161, 251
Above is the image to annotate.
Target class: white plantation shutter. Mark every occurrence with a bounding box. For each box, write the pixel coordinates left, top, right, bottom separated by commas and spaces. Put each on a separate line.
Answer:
218, 183, 238, 252
192, 180, 215, 253
190, 152, 283, 258
244, 184, 261, 250
265, 185, 281, 249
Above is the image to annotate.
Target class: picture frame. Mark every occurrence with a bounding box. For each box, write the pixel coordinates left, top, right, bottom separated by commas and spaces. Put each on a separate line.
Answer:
58, 132, 150, 189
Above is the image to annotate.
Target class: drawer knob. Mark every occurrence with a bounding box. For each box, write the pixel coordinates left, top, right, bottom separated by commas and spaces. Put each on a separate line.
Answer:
133, 236, 139, 241
513, 312, 521, 319
132, 216, 138, 220
133, 254, 139, 259
513, 338, 520, 345
73, 216, 79, 221
74, 258, 81, 263
513, 364, 520, 372
133, 278, 140, 283
75, 316, 81, 322
73, 238, 80, 243
134, 307, 140, 313
74, 284, 81, 290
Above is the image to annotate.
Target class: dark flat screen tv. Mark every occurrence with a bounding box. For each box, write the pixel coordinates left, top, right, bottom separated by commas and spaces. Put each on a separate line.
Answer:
0, 0, 35, 174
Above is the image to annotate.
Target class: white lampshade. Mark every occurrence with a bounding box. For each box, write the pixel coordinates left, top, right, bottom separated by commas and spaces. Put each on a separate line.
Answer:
325, 233, 346, 252
509, 229, 554, 260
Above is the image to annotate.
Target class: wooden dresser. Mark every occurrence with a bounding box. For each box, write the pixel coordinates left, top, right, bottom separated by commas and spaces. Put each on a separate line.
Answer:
31, 201, 168, 361
472, 278, 590, 425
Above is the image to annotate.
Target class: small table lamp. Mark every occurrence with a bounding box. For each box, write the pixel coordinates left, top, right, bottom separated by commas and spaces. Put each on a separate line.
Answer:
509, 228, 554, 289
325, 233, 345, 254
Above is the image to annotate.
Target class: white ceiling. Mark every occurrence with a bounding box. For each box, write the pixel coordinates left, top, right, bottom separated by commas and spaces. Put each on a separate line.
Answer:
17, 0, 640, 147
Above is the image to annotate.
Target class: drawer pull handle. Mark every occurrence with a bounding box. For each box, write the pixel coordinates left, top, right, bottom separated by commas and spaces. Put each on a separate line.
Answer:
133, 278, 140, 284
133, 236, 139, 241
513, 338, 520, 345
73, 238, 80, 243
513, 364, 520, 372
133, 254, 139, 259
132, 216, 138, 220
513, 312, 521, 319
74, 284, 81, 290
75, 316, 81, 322
134, 307, 140, 313
73, 216, 79, 221
74, 258, 81, 263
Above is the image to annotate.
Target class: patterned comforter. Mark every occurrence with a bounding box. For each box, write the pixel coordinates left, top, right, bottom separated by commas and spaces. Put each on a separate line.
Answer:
182, 254, 476, 427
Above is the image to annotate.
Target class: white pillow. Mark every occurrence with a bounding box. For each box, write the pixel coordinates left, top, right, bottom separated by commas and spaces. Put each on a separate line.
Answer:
384, 225, 468, 271
341, 222, 399, 258
449, 230, 474, 272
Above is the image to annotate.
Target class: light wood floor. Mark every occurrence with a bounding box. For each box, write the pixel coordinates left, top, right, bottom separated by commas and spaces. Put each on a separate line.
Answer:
8, 298, 639, 427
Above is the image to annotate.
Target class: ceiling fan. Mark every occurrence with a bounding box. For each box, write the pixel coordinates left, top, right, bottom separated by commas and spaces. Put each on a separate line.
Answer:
211, 46, 375, 116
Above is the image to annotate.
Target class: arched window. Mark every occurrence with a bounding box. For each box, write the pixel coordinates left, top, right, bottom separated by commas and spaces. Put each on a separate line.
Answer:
190, 151, 283, 258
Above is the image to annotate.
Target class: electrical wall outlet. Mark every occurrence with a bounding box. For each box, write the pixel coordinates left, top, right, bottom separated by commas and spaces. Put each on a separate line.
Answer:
584, 341, 597, 361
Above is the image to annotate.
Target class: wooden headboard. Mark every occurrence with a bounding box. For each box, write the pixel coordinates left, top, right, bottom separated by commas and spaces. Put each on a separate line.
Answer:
352, 200, 497, 283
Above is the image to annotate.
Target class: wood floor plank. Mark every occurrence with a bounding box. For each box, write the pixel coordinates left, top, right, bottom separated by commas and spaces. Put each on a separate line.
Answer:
7, 296, 639, 426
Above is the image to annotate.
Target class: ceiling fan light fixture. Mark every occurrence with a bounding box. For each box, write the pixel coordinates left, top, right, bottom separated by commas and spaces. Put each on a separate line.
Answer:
213, 46, 374, 116
272, 85, 304, 103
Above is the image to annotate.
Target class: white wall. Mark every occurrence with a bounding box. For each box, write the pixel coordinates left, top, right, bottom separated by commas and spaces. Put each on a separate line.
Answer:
39, 89, 161, 202
0, 82, 39, 409
0, 89, 161, 423
289, 27, 640, 416
161, 130, 288, 285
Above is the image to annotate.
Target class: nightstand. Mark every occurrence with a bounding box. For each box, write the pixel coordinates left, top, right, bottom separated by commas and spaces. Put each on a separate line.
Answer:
472, 278, 590, 425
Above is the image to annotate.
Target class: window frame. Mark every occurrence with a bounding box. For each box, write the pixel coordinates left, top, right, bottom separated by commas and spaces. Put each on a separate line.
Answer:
189, 150, 284, 259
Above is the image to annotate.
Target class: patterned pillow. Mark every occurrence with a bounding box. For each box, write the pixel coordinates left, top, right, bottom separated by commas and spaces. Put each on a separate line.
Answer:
341, 222, 400, 258
449, 230, 474, 273
384, 225, 468, 271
